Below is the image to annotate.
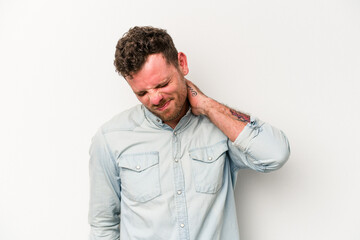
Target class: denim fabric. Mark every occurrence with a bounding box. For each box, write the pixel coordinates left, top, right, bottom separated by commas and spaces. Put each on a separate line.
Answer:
89, 104, 290, 240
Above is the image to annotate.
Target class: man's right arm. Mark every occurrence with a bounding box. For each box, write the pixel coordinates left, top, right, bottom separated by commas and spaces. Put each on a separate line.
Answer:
89, 129, 121, 240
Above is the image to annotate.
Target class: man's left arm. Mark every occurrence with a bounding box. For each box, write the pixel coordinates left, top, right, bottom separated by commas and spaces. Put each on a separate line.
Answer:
186, 80, 290, 172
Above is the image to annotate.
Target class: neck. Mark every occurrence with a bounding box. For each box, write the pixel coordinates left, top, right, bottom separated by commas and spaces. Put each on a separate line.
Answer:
165, 99, 190, 129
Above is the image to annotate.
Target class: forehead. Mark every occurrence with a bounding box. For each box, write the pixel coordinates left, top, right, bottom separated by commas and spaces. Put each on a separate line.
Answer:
127, 53, 176, 91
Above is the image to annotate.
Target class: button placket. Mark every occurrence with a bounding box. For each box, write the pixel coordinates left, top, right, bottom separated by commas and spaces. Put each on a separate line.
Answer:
171, 130, 190, 239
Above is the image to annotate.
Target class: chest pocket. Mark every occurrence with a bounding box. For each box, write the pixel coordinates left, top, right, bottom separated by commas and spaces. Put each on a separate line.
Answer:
189, 140, 228, 194
118, 152, 161, 203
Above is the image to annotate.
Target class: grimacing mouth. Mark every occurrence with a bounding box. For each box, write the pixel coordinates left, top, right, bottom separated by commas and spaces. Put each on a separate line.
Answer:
155, 100, 170, 110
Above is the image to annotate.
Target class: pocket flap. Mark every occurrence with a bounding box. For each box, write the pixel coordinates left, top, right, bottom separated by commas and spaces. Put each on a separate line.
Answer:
118, 152, 159, 172
189, 140, 228, 163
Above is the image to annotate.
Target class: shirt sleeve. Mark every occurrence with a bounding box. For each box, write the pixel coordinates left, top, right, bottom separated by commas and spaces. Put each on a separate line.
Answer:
227, 116, 291, 173
88, 129, 121, 240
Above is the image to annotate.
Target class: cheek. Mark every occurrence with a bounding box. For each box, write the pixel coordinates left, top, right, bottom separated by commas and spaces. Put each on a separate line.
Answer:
179, 82, 188, 98
137, 96, 149, 105
173, 80, 187, 96
161, 86, 177, 97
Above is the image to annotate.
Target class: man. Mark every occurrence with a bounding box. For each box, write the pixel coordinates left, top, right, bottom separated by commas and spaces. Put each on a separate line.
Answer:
89, 26, 290, 240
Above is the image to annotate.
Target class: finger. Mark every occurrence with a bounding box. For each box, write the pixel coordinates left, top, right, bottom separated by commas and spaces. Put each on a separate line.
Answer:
185, 79, 192, 87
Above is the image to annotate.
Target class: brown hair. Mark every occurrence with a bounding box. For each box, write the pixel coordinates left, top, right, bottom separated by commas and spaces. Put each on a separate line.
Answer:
114, 26, 179, 79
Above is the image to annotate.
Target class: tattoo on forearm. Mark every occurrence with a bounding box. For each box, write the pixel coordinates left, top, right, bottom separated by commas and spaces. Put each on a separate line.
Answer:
187, 86, 197, 96
230, 109, 250, 123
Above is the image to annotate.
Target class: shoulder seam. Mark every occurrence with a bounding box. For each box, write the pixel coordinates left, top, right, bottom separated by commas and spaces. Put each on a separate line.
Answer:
98, 127, 119, 171
102, 115, 146, 134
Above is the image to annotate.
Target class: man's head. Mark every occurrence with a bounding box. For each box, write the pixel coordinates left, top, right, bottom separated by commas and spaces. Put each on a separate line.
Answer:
114, 26, 179, 79
114, 26, 189, 128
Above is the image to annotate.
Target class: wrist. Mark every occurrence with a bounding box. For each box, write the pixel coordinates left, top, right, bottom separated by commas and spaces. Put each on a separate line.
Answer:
202, 97, 216, 116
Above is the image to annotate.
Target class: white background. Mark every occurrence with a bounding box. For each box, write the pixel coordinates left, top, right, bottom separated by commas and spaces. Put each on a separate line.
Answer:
1, 0, 359, 239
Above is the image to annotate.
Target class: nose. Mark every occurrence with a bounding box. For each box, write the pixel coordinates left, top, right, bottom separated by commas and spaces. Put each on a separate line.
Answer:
148, 90, 163, 106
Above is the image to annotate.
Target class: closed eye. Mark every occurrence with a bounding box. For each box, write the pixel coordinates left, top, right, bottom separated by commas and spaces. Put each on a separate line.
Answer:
137, 91, 146, 97
157, 78, 172, 89
136, 79, 170, 96
158, 82, 169, 88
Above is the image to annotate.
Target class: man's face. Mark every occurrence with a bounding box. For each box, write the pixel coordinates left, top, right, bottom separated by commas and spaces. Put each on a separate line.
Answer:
126, 53, 189, 128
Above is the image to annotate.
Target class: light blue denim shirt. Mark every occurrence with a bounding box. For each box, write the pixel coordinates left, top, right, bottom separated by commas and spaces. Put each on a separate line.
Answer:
89, 104, 290, 240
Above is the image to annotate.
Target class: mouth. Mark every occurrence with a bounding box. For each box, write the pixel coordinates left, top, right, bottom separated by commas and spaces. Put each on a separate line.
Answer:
156, 100, 171, 111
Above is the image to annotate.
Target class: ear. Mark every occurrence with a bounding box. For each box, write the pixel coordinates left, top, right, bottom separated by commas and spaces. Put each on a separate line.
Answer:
178, 52, 189, 76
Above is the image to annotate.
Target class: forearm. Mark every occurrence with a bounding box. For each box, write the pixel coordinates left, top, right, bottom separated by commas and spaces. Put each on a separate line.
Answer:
203, 98, 250, 142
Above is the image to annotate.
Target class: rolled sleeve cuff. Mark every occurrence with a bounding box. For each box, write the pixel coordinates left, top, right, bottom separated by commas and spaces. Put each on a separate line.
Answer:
232, 116, 262, 152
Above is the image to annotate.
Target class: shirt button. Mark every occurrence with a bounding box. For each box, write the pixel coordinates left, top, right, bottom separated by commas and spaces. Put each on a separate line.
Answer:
136, 165, 141, 170
180, 223, 185, 228
177, 190, 182, 195
174, 158, 179, 163
208, 157, 212, 161
156, 119, 160, 122
174, 131, 177, 135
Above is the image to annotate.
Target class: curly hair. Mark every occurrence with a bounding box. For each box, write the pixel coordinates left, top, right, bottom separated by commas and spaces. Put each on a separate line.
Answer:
114, 26, 179, 79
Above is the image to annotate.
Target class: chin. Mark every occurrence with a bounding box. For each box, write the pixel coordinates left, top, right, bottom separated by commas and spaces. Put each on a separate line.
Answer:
158, 109, 179, 122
